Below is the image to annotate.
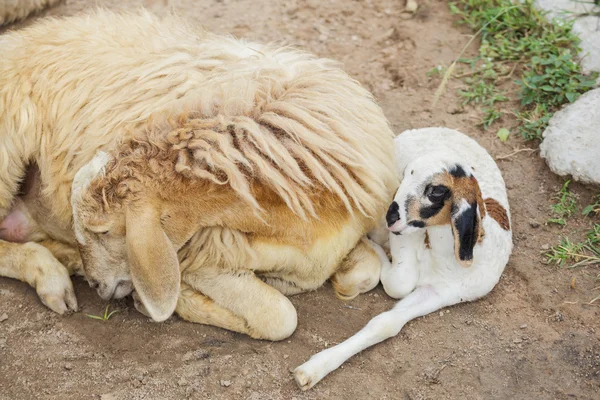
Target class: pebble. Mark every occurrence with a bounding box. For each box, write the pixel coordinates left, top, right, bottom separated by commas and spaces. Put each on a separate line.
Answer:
64, 363, 73, 370
220, 380, 232, 387
529, 219, 540, 228
520, 324, 528, 329
439, 311, 444, 317
541, 244, 550, 250
178, 377, 188, 387
283, 354, 289, 359
513, 338, 523, 344
0, 313, 8, 322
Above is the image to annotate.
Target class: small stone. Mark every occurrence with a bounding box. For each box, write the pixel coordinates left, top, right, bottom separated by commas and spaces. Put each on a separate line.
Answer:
178, 377, 188, 387
541, 244, 550, 250
520, 324, 528, 329
64, 363, 73, 370
351, 35, 359, 41
283, 354, 289, 359
529, 219, 540, 228
513, 338, 523, 344
439, 311, 444, 317
220, 380, 232, 387
0, 313, 7, 322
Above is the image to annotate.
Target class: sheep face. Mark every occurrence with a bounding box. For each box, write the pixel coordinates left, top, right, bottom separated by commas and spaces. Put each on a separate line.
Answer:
71, 152, 180, 322
386, 155, 485, 267
71, 153, 133, 301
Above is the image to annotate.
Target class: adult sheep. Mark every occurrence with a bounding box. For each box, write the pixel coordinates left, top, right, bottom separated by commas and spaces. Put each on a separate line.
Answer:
0, 0, 61, 27
0, 10, 396, 338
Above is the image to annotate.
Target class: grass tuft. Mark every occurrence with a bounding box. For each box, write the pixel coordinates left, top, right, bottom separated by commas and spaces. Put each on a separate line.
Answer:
447, 0, 598, 140
85, 304, 122, 322
548, 180, 578, 226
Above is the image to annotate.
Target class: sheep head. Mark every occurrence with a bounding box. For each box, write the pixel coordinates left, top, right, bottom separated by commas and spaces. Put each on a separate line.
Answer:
71, 151, 181, 322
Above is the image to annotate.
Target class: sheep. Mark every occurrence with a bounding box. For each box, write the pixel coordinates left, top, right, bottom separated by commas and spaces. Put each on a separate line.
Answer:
0, 10, 397, 333
69, 37, 397, 338
294, 127, 513, 390
0, 0, 61, 26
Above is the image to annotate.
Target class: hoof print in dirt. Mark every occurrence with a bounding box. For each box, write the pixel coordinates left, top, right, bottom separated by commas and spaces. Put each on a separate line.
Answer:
540, 88, 600, 185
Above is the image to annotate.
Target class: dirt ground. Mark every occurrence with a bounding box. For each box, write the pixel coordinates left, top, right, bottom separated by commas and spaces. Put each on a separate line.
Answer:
1, 0, 599, 399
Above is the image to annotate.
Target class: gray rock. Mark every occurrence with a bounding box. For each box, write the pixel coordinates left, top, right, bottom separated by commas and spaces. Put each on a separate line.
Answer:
572, 16, 600, 80
535, 0, 598, 20
540, 88, 600, 185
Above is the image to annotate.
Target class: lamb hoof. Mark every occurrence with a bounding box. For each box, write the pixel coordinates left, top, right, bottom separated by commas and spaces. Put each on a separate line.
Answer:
293, 367, 316, 391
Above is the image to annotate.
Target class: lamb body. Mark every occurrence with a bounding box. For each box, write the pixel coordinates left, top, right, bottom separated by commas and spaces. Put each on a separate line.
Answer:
295, 127, 513, 389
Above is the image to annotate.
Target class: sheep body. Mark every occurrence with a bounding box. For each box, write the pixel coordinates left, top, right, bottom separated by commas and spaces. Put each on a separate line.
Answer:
0, 0, 61, 26
295, 127, 513, 390
0, 10, 396, 329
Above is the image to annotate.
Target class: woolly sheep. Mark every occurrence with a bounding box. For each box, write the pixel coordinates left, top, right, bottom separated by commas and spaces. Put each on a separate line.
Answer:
0, 0, 61, 26
0, 10, 396, 336
294, 127, 513, 389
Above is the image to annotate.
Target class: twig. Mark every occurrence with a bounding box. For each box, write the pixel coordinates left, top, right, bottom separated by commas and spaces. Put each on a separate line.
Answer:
496, 147, 537, 160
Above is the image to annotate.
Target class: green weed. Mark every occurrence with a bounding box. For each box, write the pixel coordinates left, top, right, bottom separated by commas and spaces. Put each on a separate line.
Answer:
546, 224, 600, 269
85, 304, 122, 322
583, 195, 600, 217
548, 180, 578, 226
447, 0, 598, 140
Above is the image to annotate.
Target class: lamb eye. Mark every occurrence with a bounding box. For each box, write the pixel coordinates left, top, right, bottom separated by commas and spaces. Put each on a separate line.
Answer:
427, 185, 449, 202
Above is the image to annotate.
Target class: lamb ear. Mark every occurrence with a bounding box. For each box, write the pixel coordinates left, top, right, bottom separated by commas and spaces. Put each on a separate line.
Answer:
125, 201, 180, 322
450, 200, 481, 268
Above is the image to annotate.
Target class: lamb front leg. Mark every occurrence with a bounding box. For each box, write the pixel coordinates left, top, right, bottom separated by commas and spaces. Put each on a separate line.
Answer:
0, 240, 78, 314
294, 285, 461, 390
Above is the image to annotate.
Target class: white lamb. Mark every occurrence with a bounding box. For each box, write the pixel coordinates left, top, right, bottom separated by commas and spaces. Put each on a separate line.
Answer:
294, 127, 513, 390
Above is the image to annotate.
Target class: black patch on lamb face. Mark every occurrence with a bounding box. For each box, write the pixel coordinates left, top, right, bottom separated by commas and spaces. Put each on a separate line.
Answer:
420, 201, 446, 219
454, 202, 479, 261
408, 220, 425, 228
386, 201, 400, 227
448, 164, 468, 178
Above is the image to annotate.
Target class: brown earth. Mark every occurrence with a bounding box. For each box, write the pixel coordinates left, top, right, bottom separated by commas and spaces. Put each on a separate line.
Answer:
1, 0, 599, 399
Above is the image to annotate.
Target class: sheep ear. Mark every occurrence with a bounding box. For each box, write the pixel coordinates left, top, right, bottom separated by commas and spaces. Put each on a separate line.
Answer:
72, 152, 112, 194
450, 200, 481, 268
125, 201, 180, 322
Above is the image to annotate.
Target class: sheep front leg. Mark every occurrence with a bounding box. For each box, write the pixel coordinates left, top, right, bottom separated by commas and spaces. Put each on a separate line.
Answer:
294, 285, 462, 390
180, 267, 297, 341
0, 240, 77, 314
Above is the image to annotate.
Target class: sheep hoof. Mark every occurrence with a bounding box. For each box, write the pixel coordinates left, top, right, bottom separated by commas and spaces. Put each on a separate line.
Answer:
35, 261, 78, 314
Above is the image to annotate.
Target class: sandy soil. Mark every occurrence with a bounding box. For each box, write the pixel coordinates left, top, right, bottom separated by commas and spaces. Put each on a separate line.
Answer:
1, 0, 599, 399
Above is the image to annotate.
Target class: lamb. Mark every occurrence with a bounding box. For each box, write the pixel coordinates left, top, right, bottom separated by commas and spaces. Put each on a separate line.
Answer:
0, 0, 61, 26
294, 127, 513, 390
0, 10, 396, 336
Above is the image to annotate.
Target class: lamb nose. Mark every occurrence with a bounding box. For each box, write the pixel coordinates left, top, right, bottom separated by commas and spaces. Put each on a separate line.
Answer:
386, 201, 400, 227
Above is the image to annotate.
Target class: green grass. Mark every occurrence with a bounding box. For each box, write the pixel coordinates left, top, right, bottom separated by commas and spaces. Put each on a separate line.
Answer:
548, 180, 578, 226
85, 304, 122, 322
446, 0, 598, 140
546, 225, 599, 268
